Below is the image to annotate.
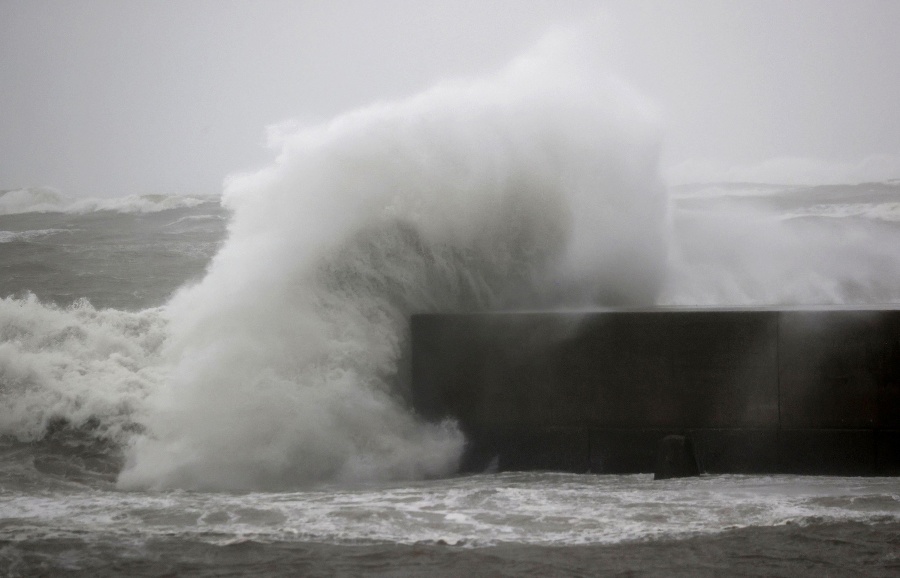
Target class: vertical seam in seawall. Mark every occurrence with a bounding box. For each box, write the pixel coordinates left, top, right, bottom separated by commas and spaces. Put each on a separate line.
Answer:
776, 312, 782, 470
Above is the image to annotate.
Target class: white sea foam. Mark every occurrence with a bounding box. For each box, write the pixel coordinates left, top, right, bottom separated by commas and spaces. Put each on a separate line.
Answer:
0, 229, 69, 243
669, 183, 792, 199
662, 194, 900, 305
0, 295, 166, 442
3, 30, 899, 494
117, 31, 667, 491
2, 474, 898, 546
163, 214, 228, 228
784, 202, 900, 222
0, 187, 65, 214
0, 188, 215, 215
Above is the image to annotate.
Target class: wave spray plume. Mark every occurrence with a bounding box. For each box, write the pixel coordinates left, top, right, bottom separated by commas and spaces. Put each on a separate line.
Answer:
118, 32, 667, 490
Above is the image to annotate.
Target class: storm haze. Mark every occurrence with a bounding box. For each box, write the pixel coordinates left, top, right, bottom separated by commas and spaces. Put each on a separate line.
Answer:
2, 0, 899, 197
2, 3, 900, 571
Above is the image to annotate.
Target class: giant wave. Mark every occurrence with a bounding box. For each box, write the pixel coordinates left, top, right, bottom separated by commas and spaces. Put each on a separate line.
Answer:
117, 32, 667, 490
2, 32, 900, 491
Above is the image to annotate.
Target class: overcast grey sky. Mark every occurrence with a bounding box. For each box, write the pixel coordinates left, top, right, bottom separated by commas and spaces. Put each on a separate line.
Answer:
2, 0, 899, 196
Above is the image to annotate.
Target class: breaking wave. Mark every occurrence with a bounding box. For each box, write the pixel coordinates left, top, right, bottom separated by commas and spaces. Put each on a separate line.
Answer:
0, 295, 165, 443
0, 187, 216, 215
3, 31, 898, 492
116, 33, 667, 490
663, 181, 900, 305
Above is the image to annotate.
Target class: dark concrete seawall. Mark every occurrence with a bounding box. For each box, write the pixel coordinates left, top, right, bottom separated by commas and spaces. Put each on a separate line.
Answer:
411, 309, 900, 475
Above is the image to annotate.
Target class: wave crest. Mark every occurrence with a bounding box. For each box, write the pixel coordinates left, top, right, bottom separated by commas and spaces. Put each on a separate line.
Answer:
0, 188, 216, 215
118, 34, 667, 490
0, 294, 167, 442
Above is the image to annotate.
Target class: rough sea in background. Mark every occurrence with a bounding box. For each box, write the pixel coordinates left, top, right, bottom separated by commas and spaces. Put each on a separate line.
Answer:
2, 182, 899, 575
2, 34, 900, 573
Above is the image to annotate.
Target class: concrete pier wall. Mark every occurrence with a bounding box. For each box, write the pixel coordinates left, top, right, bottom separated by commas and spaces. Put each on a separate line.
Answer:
410, 310, 900, 475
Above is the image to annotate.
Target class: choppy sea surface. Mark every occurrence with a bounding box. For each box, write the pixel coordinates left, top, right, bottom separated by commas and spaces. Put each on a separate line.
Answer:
1, 183, 899, 575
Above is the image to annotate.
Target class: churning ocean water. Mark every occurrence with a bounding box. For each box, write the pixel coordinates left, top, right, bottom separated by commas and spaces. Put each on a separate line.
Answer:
2, 40, 900, 576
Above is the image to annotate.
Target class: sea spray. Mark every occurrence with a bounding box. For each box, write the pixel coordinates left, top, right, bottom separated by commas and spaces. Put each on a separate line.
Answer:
4, 36, 898, 492
117, 33, 667, 490
0, 188, 214, 215
0, 295, 165, 442
663, 189, 900, 305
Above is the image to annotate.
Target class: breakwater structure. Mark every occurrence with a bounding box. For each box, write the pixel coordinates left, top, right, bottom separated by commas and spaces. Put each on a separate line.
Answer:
410, 309, 900, 475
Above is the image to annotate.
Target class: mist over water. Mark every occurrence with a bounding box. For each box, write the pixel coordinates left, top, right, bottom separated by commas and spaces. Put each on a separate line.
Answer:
5, 8, 900, 571
116, 34, 667, 490
2, 34, 900, 493
664, 183, 900, 306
